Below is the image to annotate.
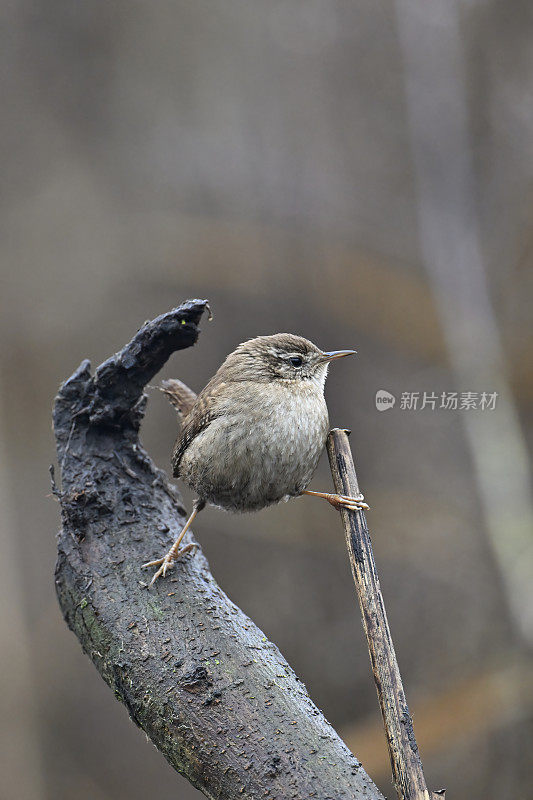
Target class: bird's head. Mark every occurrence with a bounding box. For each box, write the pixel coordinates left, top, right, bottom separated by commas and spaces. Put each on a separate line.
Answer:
221, 333, 356, 389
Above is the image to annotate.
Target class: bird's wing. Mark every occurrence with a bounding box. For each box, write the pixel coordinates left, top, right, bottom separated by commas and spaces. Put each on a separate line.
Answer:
159, 378, 198, 417
171, 376, 230, 478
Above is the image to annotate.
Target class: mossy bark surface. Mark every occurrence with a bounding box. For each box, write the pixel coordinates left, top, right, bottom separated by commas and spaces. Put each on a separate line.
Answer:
53, 299, 384, 800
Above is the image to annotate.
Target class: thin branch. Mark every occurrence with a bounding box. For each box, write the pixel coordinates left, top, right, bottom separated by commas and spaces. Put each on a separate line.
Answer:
326, 428, 444, 800
53, 301, 384, 800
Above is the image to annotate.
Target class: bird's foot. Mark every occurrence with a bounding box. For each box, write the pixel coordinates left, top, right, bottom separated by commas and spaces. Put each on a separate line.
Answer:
325, 493, 369, 512
142, 543, 197, 587
301, 489, 369, 512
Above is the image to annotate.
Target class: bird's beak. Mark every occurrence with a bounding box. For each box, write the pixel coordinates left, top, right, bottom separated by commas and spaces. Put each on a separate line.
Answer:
320, 349, 357, 363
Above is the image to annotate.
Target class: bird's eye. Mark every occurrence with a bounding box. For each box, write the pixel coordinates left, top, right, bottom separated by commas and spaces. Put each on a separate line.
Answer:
289, 356, 303, 368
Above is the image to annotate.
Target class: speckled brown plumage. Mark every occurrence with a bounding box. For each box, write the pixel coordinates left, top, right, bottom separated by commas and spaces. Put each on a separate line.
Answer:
173, 334, 329, 510
144, 333, 367, 584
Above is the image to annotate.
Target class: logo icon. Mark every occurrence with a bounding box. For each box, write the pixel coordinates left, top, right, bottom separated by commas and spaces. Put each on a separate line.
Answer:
375, 390, 396, 411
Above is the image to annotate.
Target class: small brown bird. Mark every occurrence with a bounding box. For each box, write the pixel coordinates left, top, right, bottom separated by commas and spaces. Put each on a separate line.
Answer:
144, 333, 367, 585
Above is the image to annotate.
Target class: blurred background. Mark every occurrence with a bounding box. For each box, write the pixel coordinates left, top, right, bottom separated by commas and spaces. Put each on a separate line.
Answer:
1, 1, 532, 798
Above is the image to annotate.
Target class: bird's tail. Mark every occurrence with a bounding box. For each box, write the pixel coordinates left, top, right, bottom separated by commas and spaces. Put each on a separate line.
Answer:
158, 378, 198, 417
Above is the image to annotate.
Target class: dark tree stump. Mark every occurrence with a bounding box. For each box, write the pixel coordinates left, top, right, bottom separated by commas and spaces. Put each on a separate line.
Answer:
53, 299, 384, 800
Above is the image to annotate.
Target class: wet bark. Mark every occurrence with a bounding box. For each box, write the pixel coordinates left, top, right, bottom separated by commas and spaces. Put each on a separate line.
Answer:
53, 299, 384, 800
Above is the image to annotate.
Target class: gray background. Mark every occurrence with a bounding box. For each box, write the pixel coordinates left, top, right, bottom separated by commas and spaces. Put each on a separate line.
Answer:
1, 1, 532, 799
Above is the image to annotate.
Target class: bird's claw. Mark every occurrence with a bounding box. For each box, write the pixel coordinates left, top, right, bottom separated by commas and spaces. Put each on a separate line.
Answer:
142, 543, 197, 587
328, 493, 369, 512
142, 555, 175, 587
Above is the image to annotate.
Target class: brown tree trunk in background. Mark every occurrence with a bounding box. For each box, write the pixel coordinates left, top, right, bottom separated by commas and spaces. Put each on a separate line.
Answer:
53, 300, 384, 800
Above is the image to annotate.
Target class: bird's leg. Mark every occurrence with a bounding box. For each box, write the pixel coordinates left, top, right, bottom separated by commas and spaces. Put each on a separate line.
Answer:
301, 489, 369, 512
143, 499, 205, 586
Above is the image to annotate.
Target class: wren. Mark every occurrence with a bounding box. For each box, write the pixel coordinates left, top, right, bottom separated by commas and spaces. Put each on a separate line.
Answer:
143, 333, 367, 585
